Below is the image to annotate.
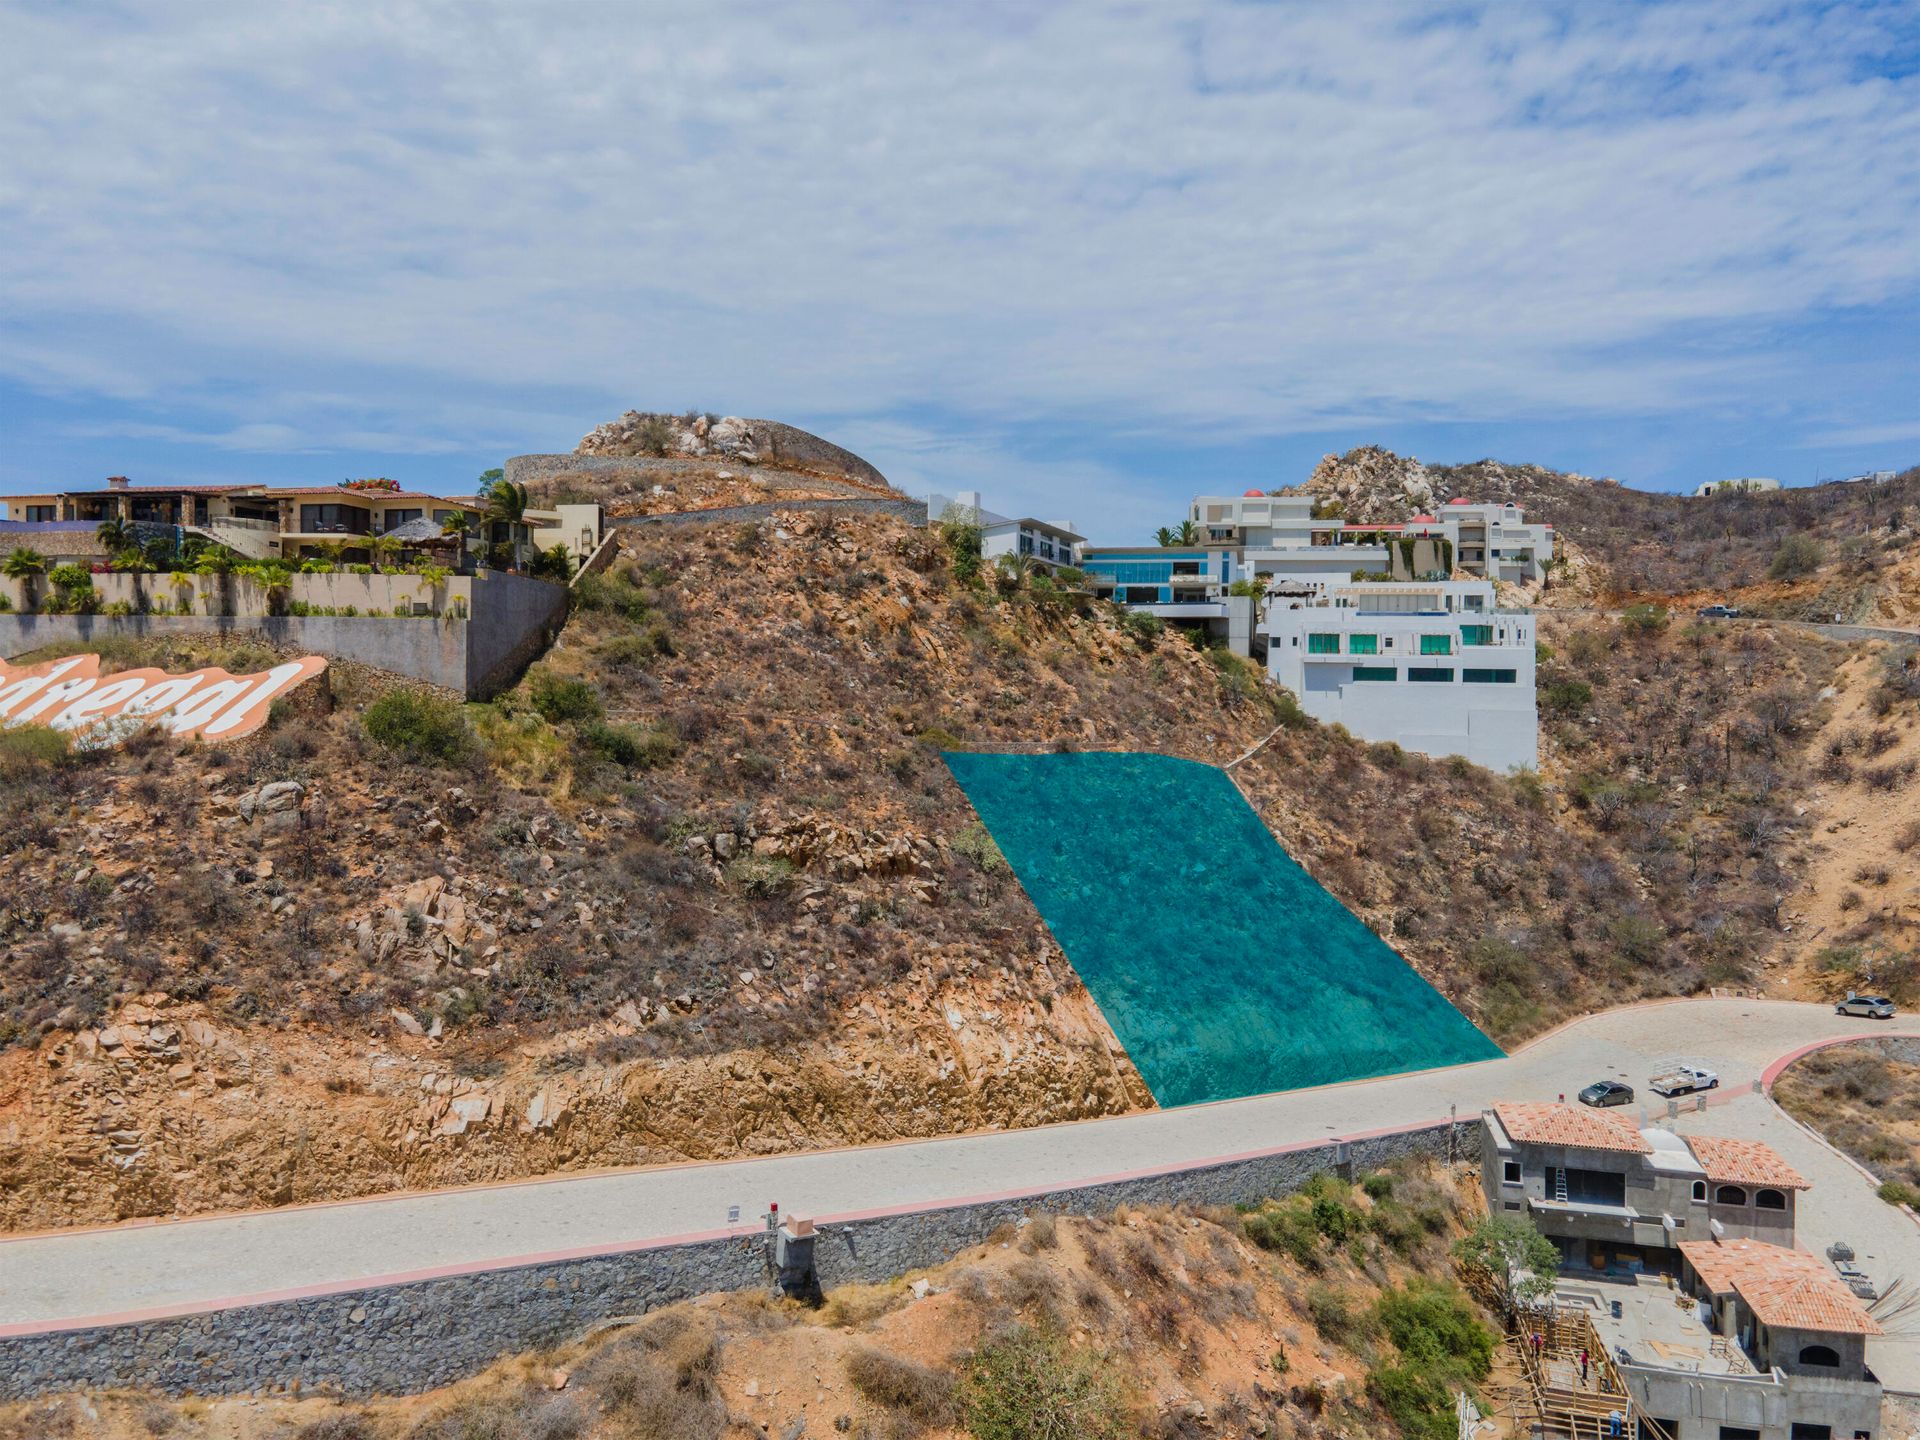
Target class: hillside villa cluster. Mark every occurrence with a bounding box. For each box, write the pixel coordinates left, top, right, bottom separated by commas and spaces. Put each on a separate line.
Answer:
1480, 1102, 1885, 1440
929, 487, 1549, 772
0, 476, 603, 568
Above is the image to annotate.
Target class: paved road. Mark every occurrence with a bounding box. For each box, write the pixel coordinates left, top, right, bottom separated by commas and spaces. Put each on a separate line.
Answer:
2, 999, 1912, 1336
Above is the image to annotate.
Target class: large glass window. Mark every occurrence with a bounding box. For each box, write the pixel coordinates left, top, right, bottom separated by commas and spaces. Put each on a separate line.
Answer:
1307, 633, 1341, 654
1419, 634, 1453, 655
24, 505, 56, 522
1461, 624, 1493, 646
1347, 633, 1379, 655
1352, 666, 1397, 682
381, 508, 423, 531
1407, 667, 1454, 683
1464, 668, 1517, 684
299, 503, 371, 535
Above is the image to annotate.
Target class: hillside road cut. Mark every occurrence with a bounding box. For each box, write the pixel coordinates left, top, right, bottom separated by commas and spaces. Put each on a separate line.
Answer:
2, 998, 1914, 1343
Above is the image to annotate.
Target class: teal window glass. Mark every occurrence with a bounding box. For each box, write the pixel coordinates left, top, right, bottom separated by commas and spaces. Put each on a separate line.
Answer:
1347, 633, 1379, 655
1464, 668, 1517, 684
1460, 625, 1493, 646
1307, 633, 1341, 654
1407, 667, 1454, 682
1419, 634, 1453, 655
1352, 665, 1397, 681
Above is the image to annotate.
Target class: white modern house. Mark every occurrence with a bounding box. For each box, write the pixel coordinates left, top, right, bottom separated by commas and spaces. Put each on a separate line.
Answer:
1187, 491, 1554, 587
926, 491, 1084, 572
1264, 578, 1538, 771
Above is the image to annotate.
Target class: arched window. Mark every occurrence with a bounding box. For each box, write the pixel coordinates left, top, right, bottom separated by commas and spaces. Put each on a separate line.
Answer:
1756, 1189, 1787, 1211
1692, 1180, 1708, 1202
1715, 1185, 1748, 1206
1798, 1345, 1840, 1368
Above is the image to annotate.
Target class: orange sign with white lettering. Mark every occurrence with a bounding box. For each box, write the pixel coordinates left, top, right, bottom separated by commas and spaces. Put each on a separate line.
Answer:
0, 652, 328, 748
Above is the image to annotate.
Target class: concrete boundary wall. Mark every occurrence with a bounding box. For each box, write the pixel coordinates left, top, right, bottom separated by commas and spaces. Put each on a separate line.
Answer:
0, 1118, 1471, 1398
0, 574, 565, 699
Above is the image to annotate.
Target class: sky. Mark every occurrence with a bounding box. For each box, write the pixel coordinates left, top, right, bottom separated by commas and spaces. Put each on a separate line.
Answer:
1, 1, 1916, 543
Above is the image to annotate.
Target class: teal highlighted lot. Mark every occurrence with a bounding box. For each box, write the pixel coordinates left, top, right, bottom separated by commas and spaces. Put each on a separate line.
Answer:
944, 751, 1501, 1107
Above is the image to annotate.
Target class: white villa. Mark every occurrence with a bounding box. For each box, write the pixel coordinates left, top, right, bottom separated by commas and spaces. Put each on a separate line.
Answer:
1265, 578, 1538, 772
926, 491, 1084, 572
1189, 491, 1554, 588
1692, 477, 1782, 497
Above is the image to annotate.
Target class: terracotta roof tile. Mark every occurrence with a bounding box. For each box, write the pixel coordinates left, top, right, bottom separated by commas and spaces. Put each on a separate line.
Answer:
1491, 1102, 1651, 1154
1678, 1238, 1881, 1335
1685, 1136, 1812, 1191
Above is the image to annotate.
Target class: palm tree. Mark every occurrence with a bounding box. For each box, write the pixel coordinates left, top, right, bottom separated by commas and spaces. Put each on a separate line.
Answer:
368, 533, 402, 571
4, 546, 46, 611
1173, 519, 1200, 546
94, 517, 133, 553
994, 552, 1036, 594
1155, 527, 1176, 548
484, 479, 531, 569
440, 510, 474, 570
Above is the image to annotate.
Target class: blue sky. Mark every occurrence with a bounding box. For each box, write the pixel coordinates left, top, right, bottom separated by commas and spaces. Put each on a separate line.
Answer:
2, 1, 1916, 542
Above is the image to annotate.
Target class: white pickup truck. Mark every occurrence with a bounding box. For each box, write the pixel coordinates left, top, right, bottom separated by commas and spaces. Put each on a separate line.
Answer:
1649, 1063, 1719, 1097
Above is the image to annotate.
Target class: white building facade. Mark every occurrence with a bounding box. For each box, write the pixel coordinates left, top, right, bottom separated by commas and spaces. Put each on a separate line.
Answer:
927, 491, 1084, 571
1265, 579, 1538, 772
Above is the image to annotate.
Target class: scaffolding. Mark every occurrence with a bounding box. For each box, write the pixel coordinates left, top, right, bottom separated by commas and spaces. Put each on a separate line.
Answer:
1510, 1304, 1674, 1440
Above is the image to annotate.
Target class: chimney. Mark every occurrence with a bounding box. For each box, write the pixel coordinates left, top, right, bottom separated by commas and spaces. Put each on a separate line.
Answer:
107, 476, 130, 491
956, 489, 983, 514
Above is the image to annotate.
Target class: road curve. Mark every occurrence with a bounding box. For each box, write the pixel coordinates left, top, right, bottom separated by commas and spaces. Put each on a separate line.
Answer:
1, 998, 1912, 1335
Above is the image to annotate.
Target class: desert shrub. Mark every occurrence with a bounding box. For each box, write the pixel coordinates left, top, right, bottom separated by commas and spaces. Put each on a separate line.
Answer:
362, 690, 475, 766
0, 724, 72, 781
846, 1346, 957, 1424
1306, 1285, 1375, 1346
727, 854, 795, 896
1367, 1281, 1494, 1440
526, 667, 603, 723
1119, 608, 1162, 643
575, 569, 653, 622
952, 820, 1006, 872
1240, 1196, 1321, 1267
1620, 602, 1669, 636
1368, 1362, 1456, 1440
960, 1325, 1131, 1440
579, 720, 676, 769
598, 624, 674, 666
295, 1416, 380, 1440
1769, 534, 1824, 580
1879, 1180, 1919, 1209
1541, 678, 1593, 716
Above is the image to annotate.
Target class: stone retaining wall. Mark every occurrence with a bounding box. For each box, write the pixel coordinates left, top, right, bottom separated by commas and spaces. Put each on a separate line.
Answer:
0, 1118, 1471, 1398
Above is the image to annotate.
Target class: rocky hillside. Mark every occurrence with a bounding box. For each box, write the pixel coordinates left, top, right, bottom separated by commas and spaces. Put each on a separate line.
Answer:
0, 449, 1906, 1230
2, 1160, 1508, 1440
1300, 446, 1920, 618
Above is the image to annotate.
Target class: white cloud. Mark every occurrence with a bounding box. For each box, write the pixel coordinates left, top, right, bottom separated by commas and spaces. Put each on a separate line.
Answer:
0, 1, 1914, 462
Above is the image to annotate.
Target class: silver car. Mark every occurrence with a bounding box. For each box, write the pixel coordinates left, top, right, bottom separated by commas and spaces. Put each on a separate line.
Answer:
1835, 993, 1896, 1019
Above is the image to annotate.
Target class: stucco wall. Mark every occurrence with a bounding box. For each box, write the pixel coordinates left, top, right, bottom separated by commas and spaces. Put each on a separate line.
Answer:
0, 570, 565, 699
0, 1119, 1472, 1399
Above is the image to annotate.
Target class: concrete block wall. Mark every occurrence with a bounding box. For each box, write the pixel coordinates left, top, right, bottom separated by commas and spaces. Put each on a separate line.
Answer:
0, 569, 567, 699
0, 1119, 1471, 1398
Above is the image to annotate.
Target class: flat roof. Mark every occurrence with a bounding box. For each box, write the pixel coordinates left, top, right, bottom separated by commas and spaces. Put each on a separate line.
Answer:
1492, 1102, 1652, 1154
1678, 1237, 1881, 1335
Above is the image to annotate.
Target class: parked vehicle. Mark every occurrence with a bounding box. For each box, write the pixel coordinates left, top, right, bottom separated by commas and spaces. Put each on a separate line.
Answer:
1649, 1064, 1718, 1097
1577, 1080, 1636, 1108
1835, 993, 1897, 1019
1698, 604, 1742, 619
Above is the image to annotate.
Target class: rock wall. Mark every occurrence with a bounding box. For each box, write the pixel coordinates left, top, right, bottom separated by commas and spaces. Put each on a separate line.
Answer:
609, 497, 927, 530
0, 1119, 1472, 1399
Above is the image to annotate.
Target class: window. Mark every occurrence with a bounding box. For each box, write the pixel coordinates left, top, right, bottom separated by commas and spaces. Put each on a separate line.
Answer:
1691, 1180, 1707, 1202
1352, 666, 1397, 682
1407, 667, 1454, 683
299, 503, 371, 535
24, 505, 57, 522
1461, 624, 1493, 646
1714, 1185, 1748, 1206
1420, 634, 1453, 655
1503, 1161, 1521, 1185
1464, 668, 1518, 684
381, 508, 423, 531
1756, 1188, 1787, 1210
1123, 587, 1160, 604
1347, 633, 1379, 655
1720, 1428, 1761, 1440
1792, 1426, 1832, 1440
1797, 1348, 1840, 1370
1307, 633, 1341, 654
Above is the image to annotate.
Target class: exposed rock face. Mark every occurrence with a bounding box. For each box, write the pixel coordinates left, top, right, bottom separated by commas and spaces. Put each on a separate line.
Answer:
575, 412, 891, 493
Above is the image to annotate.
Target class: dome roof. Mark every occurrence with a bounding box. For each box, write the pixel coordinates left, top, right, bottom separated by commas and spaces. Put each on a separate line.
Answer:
1243, 488, 1264, 497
